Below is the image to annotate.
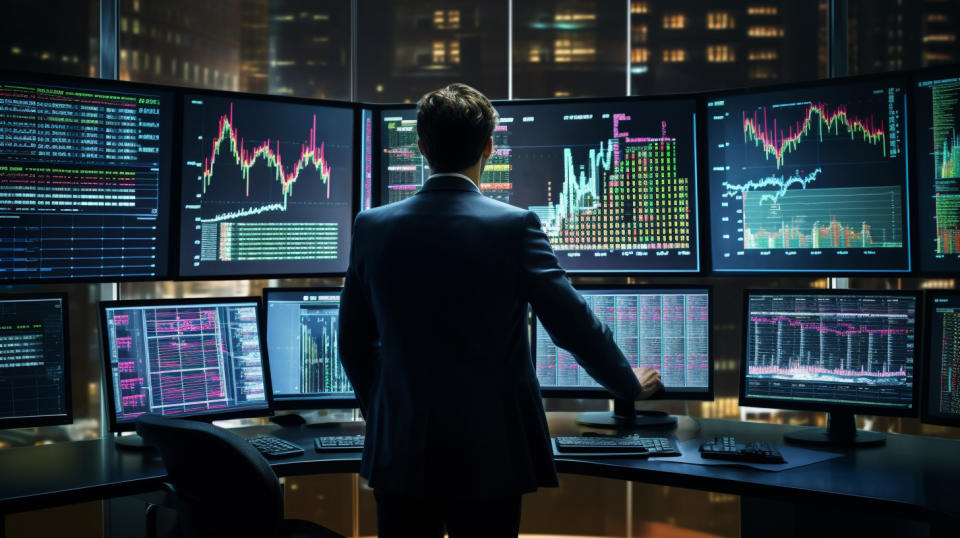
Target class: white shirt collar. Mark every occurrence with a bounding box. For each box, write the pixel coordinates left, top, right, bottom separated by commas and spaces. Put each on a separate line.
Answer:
428, 172, 476, 186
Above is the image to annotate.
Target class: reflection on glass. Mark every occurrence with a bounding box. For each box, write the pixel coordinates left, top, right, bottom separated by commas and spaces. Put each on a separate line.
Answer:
849, 0, 960, 75
0, 1, 98, 77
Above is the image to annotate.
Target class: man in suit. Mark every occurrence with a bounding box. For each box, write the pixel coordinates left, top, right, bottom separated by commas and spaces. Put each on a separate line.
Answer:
339, 83, 663, 538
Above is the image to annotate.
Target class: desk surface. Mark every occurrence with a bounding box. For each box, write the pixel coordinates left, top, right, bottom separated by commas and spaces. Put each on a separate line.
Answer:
0, 416, 958, 521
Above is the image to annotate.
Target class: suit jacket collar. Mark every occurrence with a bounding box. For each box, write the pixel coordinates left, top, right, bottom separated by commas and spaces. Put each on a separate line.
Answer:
418, 174, 481, 194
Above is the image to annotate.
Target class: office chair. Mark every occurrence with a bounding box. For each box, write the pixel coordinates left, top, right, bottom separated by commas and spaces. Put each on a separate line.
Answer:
136, 414, 344, 538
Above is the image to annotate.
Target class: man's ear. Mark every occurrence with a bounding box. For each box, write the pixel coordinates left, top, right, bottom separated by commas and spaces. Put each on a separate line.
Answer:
483, 136, 494, 158
417, 138, 425, 156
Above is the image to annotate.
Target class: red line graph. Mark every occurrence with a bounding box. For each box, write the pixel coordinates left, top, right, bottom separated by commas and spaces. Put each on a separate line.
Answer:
742, 102, 887, 168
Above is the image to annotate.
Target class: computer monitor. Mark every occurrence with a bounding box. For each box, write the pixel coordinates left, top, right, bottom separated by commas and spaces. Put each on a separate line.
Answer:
178, 92, 355, 278
532, 285, 712, 427
0, 294, 71, 429
706, 76, 911, 273
922, 291, 960, 427
379, 97, 701, 273
741, 290, 920, 446
263, 287, 355, 410
915, 69, 960, 274
100, 297, 272, 433
0, 71, 173, 282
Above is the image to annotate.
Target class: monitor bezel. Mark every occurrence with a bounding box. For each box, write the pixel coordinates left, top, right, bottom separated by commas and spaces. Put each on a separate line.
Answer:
173, 86, 361, 281
262, 286, 358, 410
532, 283, 714, 401
920, 290, 960, 427
0, 292, 73, 430
99, 296, 274, 433
702, 71, 915, 277
0, 68, 177, 284
372, 94, 705, 276
739, 288, 922, 417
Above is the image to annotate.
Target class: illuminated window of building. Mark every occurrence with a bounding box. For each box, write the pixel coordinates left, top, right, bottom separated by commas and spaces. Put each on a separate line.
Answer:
707, 11, 734, 30
203, 67, 209, 86
663, 13, 686, 29
632, 47, 649, 63
132, 19, 140, 35
120, 17, 128, 33
529, 44, 542, 63
433, 10, 444, 28
749, 65, 777, 79
924, 52, 954, 64
631, 1, 649, 15
170, 58, 177, 76
662, 48, 687, 62
554, 90, 571, 97
747, 25, 784, 37
154, 56, 161, 75
748, 49, 778, 61
193, 64, 200, 84
447, 10, 460, 29
131, 50, 139, 71
747, 6, 778, 16
926, 13, 949, 23
119, 48, 127, 69
311, 13, 330, 21
432, 41, 445, 64
449, 41, 460, 64
554, 38, 596, 63
182, 61, 189, 81
132, 0, 140, 12
633, 23, 649, 44
143, 53, 150, 70
555, 11, 596, 22
923, 34, 957, 43
706, 45, 734, 63
10, 46, 21, 55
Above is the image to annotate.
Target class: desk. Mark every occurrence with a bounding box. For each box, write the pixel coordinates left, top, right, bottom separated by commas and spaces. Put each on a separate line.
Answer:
0, 416, 957, 536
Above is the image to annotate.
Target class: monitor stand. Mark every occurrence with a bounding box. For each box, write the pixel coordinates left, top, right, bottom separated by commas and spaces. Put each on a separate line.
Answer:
784, 411, 885, 447
575, 398, 678, 429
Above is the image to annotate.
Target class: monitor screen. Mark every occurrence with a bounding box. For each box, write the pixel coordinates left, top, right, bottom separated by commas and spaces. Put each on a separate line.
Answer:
178, 93, 354, 278
264, 288, 354, 407
923, 293, 960, 425
916, 72, 960, 273
0, 295, 71, 428
533, 287, 711, 396
101, 298, 270, 430
0, 76, 172, 281
379, 98, 700, 273
706, 78, 911, 273
742, 291, 918, 412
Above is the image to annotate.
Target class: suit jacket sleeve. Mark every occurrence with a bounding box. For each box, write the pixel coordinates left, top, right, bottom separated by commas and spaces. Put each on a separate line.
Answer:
520, 211, 642, 400
338, 215, 380, 416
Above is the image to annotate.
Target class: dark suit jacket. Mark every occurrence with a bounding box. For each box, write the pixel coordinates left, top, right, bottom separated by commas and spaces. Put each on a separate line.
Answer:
339, 174, 642, 499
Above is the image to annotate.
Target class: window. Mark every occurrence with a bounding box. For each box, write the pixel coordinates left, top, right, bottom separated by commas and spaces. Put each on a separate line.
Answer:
632, 47, 650, 63
747, 6, 779, 16
707, 11, 735, 30
748, 49, 779, 60
707, 45, 735, 63
631, 1, 649, 15
663, 13, 686, 29
747, 25, 785, 37
849, 0, 960, 74
662, 48, 687, 62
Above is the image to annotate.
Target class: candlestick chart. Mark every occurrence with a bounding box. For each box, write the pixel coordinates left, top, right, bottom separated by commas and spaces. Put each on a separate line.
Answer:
179, 95, 353, 277
707, 81, 910, 272
744, 293, 916, 408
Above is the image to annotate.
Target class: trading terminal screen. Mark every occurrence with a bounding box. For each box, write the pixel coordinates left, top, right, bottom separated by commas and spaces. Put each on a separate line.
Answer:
534, 288, 710, 393
265, 289, 352, 403
706, 78, 911, 273
380, 99, 700, 273
178, 94, 353, 278
925, 294, 960, 423
0, 296, 69, 425
102, 300, 269, 426
916, 73, 960, 273
0, 78, 172, 281
743, 292, 916, 409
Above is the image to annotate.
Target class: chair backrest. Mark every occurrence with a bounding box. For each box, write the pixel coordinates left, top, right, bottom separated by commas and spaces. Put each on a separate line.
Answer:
136, 414, 284, 538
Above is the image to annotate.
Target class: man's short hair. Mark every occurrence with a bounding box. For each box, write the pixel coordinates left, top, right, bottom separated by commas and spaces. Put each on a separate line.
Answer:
416, 83, 498, 173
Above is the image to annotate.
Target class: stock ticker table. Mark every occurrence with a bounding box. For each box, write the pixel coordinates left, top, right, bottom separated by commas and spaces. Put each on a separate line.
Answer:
0, 415, 957, 537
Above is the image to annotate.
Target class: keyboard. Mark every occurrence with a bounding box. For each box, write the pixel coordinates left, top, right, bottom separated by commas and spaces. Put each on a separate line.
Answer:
554, 435, 680, 456
248, 436, 305, 459
699, 437, 785, 464
314, 434, 365, 452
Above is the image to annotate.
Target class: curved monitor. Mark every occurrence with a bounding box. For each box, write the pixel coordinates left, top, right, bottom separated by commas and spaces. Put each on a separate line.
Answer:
378, 96, 701, 274
178, 91, 355, 279
263, 287, 356, 409
532, 285, 713, 400
922, 291, 960, 427
0, 293, 72, 429
706, 76, 911, 274
740, 289, 920, 416
0, 71, 173, 282
100, 297, 272, 432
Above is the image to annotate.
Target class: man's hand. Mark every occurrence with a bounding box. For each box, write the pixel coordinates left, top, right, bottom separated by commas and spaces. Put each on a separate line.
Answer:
633, 367, 663, 400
